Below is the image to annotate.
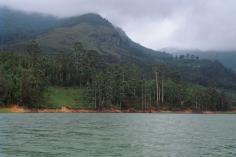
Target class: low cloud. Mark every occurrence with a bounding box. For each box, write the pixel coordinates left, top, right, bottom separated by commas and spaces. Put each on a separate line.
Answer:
1, 0, 236, 50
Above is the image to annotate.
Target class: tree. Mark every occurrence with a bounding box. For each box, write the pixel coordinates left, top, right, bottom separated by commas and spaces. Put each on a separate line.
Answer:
0, 69, 7, 105
27, 40, 41, 67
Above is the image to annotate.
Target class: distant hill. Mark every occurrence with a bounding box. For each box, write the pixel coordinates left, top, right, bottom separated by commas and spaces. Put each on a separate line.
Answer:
0, 7, 57, 45
1, 7, 236, 89
195, 51, 236, 72
161, 47, 236, 72
167, 59, 236, 89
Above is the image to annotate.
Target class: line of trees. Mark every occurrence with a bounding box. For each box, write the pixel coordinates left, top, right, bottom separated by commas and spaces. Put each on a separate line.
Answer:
0, 41, 229, 111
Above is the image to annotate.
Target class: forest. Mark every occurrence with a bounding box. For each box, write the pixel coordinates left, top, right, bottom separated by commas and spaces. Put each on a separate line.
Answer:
0, 41, 230, 112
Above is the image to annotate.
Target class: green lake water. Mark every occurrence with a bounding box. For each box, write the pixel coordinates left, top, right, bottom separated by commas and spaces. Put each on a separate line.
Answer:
0, 113, 236, 157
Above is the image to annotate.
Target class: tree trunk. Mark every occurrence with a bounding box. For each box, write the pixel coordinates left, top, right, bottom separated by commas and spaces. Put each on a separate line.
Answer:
94, 83, 97, 109
155, 71, 159, 105
141, 80, 144, 112
162, 79, 164, 104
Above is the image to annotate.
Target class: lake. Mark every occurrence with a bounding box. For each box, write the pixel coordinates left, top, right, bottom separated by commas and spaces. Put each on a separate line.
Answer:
0, 113, 236, 157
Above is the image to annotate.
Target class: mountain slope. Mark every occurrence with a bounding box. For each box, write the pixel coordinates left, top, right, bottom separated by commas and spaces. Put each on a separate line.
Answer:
0, 7, 58, 45
195, 51, 236, 72
161, 47, 236, 72
0, 8, 171, 62
167, 59, 236, 89
1, 7, 236, 89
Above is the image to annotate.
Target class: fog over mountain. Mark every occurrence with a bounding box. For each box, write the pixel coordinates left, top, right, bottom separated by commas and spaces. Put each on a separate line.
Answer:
1, 0, 236, 51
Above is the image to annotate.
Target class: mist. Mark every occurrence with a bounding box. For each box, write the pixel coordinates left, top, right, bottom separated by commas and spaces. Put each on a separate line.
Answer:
1, 0, 236, 51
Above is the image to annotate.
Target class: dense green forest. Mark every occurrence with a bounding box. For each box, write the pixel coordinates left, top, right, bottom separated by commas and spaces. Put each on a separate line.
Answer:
0, 41, 231, 111
1, 8, 236, 112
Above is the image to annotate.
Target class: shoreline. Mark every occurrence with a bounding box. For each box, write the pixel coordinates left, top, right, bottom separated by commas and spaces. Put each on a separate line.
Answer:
0, 106, 236, 114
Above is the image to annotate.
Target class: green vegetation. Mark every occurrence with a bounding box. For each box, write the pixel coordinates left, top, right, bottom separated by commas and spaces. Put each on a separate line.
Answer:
0, 108, 12, 113
187, 51, 236, 72
162, 48, 236, 72
169, 59, 236, 89
43, 87, 89, 109
1, 8, 236, 111
0, 41, 233, 111
1, 8, 235, 90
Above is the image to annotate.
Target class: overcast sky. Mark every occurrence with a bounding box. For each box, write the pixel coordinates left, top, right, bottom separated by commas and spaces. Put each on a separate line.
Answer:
1, 0, 236, 51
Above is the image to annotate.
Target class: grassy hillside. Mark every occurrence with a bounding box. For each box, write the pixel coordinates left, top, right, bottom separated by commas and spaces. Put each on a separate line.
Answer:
36, 23, 123, 55
0, 108, 12, 113
42, 87, 91, 109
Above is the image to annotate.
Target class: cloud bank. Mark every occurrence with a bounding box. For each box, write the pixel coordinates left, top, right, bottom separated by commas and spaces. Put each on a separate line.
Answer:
1, 0, 236, 50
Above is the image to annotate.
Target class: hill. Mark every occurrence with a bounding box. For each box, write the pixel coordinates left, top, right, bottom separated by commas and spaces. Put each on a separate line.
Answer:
0, 8, 170, 61
161, 47, 236, 72
0, 7, 57, 45
1, 7, 236, 90
195, 51, 236, 72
